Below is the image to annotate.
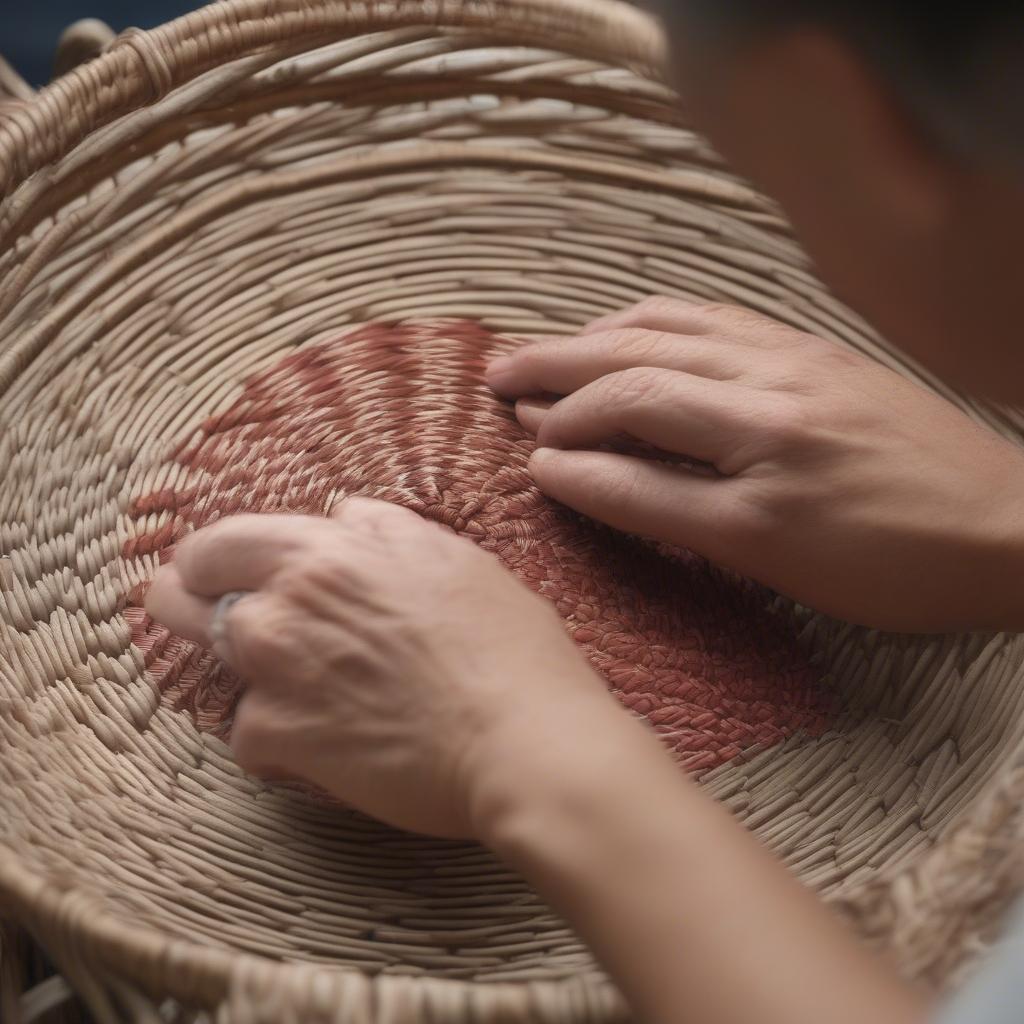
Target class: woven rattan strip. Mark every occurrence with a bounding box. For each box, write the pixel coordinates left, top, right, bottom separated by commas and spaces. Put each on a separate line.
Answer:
3, 1, 1024, 1021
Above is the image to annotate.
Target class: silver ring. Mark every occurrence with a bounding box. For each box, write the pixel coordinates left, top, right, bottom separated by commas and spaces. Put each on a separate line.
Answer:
209, 590, 250, 659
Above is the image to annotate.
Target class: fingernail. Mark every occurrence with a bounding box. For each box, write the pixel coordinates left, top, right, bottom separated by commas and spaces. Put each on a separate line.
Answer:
485, 355, 514, 383
515, 397, 551, 436
516, 397, 551, 412
528, 446, 557, 470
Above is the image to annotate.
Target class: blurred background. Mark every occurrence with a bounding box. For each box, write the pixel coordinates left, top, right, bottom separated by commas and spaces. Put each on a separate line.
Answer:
3, 3, 197, 86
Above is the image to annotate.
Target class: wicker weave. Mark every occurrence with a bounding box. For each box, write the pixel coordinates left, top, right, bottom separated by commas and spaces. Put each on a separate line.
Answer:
3, 1, 1024, 1021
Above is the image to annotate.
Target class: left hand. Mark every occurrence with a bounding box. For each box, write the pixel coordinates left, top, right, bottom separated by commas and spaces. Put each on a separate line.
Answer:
144, 498, 620, 837
486, 297, 1024, 632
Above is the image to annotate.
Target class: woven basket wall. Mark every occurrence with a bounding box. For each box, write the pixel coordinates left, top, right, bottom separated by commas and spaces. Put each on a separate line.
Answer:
3, 1, 1024, 1021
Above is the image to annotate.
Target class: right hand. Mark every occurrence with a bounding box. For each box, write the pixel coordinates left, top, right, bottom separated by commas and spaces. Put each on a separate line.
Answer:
145, 499, 622, 839
487, 297, 1024, 632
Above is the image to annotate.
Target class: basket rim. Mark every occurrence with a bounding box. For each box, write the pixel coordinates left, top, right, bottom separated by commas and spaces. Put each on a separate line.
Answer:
0, 843, 622, 1014
5, 0, 1024, 1015
0, 0, 666, 201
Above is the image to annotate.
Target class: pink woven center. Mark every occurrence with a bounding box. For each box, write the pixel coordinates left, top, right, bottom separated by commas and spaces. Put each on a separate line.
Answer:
124, 322, 832, 772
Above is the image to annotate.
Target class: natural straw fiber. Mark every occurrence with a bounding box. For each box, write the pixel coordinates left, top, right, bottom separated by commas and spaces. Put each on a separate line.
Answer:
124, 319, 832, 768
2, 1, 1024, 1021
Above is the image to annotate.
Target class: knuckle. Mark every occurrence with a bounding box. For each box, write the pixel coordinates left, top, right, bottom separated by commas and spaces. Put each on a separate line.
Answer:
697, 301, 745, 320
758, 398, 814, 447
730, 483, 794, 544
699, 303, 790, 335
821, 340, 860, 368
334, 495, 380, 526
270, 567, 310, 605
276, 551, 348, 599
609, 328, 673, 365
599, 366, 666, 406
337, 497, 413, 538
634, 295, 679, 318
605, 456, 652, 511
271, 565, 313, 604
378, 503, 429, 538
230, 597, 295, 667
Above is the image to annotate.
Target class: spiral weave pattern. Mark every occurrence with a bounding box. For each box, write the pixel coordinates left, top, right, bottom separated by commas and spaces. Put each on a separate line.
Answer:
124, 320, 831, 765
3, 2, 1024, 1021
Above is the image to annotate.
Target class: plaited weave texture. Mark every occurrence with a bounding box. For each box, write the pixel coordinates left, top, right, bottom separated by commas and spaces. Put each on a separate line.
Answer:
3, 1, 1024, 1021
124, 321, 831, 766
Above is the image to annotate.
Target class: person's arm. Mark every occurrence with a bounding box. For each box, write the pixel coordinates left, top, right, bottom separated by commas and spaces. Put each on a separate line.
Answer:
147, 501, 929, 1024
473, 698, 930, 1024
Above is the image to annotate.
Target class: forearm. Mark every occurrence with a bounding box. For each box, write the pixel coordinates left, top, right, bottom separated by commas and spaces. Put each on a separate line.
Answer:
473, 696, 932, 1024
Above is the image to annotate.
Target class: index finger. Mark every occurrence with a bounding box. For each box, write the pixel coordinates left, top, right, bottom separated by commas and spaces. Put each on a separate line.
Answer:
174, 513, 337, 596
485, 328, 747, 400
144, 563, 216, 643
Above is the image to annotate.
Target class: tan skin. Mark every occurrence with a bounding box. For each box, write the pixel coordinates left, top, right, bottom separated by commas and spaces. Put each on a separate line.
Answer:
147, 16, 1024, 1024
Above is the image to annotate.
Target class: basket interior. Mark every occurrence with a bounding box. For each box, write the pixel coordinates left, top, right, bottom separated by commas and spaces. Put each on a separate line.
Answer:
3, 17, 1024, 996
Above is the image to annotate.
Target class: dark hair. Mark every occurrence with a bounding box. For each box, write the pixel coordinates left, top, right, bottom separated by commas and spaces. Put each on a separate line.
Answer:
664, 2, 1024, 166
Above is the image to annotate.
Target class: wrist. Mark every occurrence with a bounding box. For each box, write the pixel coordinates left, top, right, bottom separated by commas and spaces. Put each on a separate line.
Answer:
957, 478, 1024, 631
466, 691, 931, 1024
464, 674, 677, 849
985, 478, 1024, 629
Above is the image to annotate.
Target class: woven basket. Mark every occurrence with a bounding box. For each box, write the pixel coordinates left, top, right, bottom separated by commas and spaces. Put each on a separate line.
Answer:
3, 1, 1024, 1021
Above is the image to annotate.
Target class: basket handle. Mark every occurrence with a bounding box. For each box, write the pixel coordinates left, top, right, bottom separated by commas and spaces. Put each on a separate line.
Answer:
0, 0, 665, 200
53, 19, 117, 79
0, 56, 33, 104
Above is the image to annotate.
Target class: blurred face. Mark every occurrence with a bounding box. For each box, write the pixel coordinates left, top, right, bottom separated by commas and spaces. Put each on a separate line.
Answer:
658, 13, 1024, 402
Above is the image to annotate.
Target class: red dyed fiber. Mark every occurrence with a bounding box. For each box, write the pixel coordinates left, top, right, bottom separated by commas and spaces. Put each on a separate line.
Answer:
124, 322, 832, 772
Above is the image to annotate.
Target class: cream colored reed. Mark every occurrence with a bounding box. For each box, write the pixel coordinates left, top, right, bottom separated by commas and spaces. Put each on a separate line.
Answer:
2, 2, 1024, 1021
